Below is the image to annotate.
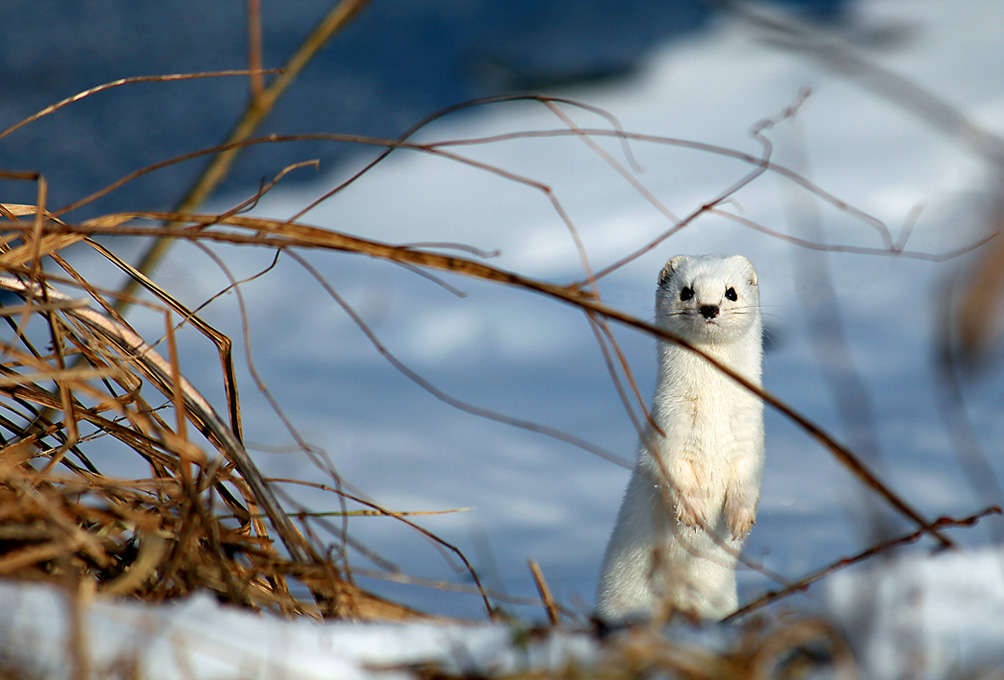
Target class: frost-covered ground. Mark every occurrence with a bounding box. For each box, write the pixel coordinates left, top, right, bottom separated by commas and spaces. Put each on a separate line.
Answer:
4, 0, 1004, 677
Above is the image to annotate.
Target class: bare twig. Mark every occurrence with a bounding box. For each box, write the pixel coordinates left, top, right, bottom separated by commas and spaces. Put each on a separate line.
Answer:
246, 0, 265, 101
528, 559, 560, 626
0, 70, 281, 142
286, 250, 630, 468
722, 0, 1004, 165
114, 0, 372, 313
269, 477, 495, 617
285, 93, 643, 224
725, 506, 1002, 622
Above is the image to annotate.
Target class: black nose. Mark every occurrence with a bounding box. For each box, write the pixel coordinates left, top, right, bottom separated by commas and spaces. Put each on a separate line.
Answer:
700, 304, 719, 319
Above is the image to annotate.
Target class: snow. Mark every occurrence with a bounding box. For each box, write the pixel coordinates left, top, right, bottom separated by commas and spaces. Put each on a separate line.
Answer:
827, 546, 1004, 677
4, 0, 1004, 677
4, 547, 1004, 679
0, 581, 597, 680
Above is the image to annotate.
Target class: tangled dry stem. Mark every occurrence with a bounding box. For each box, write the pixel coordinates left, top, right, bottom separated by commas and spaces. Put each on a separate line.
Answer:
0, 244, 443, 620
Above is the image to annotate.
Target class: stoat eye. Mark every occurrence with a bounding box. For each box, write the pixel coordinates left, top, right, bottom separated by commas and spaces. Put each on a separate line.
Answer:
725, 287, 738, 301
679, 286, 694, 302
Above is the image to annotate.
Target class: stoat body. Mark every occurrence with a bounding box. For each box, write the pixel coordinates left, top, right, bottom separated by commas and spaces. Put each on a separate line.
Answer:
596, 254, 764, 622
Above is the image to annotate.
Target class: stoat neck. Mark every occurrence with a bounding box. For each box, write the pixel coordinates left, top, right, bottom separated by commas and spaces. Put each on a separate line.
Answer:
655, 332, 763, 389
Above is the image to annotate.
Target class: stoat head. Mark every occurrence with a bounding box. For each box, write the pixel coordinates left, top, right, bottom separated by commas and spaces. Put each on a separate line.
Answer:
655, 254, 760, 345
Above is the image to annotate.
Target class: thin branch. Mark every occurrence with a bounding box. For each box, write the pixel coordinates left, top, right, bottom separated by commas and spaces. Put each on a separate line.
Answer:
712, 207, 997, 262
528, 560, 560, 626
246, 0, 265, 101
270, 477, 495, 617
0, 70, 280, 142
725, 506, 1003, 622
285, 93, 643, 224
286, 250, 629, 468
113, 0, 372, 315
579, 87, 810, 283
722, 0, 1004, 165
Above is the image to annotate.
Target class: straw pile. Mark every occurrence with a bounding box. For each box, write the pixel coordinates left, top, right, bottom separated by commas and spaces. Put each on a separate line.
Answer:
0, 202, 437, 622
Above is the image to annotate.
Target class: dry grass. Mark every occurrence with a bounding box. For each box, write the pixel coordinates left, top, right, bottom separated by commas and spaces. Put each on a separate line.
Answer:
0, 0, 464, 625
0, 223, 436, 621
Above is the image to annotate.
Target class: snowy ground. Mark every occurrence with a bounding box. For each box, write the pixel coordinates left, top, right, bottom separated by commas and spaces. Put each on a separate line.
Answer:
4, 0, 1004, 677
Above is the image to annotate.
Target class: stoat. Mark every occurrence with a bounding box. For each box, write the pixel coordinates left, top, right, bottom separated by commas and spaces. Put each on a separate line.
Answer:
596, 254, 764, 622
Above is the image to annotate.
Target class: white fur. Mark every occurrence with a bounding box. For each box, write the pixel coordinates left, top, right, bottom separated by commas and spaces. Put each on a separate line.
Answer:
596, 254, 764, 622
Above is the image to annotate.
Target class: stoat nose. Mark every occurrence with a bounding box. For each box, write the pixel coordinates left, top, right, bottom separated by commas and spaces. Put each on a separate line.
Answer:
700, 304, 719, 319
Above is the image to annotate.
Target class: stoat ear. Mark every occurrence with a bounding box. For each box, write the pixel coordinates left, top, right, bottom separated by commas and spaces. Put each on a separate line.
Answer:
727, 255, 757, 287
658, 255, 686, 287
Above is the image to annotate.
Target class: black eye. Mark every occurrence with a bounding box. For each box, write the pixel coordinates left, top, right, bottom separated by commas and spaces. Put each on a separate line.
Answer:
679, 286, 694, 302
725, 287, 737, 301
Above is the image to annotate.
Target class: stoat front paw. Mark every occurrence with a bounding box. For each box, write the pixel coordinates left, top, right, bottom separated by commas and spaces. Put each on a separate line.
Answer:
674, 488, 709, 530
725, 500, 757, 540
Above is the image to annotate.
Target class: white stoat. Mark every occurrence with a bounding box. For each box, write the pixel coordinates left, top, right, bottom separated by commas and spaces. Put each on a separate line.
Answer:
596, 254, 764, 622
